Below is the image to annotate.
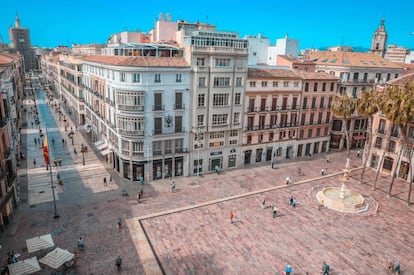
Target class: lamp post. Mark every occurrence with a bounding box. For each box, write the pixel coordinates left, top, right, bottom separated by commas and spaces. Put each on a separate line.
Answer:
44, 123, 59, 218
195, 127, 202, 184
69, 131, 75, 145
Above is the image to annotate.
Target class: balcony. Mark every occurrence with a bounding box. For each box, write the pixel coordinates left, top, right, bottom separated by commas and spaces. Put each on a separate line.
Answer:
152, 105, 165, 111
174, 104, 185, 110
118, 105, 144, 112
118, 129, 144, 136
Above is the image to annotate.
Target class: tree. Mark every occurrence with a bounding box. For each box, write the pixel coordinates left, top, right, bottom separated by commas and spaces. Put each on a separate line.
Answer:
356, 88, 379, 184
332, 94, 356, 157
379, 83, 414, 198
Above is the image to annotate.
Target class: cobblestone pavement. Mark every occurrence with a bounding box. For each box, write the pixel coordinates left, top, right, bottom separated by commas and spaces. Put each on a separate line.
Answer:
2, 88, 414, 274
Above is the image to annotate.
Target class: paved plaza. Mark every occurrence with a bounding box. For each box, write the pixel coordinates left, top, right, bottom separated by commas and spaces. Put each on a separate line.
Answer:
1, 88, 414, 274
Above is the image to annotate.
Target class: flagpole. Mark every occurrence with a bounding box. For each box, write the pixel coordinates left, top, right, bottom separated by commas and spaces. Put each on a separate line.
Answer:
44, 123, 59, 218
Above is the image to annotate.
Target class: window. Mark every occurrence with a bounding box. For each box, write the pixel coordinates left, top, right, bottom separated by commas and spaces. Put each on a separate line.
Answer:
215, 58, 230, 67
283, 81, 289, 87
236, 77, 243, 87
175, 116, 182, 133
311, 97, 316, 109
328, 96, 332, 108
154, 73, 161, 83
154, 93, 162, 111
175, 138, 183, 153
120, 72, 126, 82
214, 77, 230, 87
302, 97, 308, 109
213, 94, 229, 106
198, 94, 205, 107
269, 132, 274, 141
153, 141, 162, 155
197, 115, 204, 126
176, 74, 182, 83
233, 112, 240, 124
273, 81, 279, 87
391, 125, 399, 137
249, 81, 256, 87
310, 113, 315, 125
248, 98, 255, 112
313, 83, 318, 92
326, 112, 331, 123
375, 137, 383, 148
387, 141, 396, 152
320, 97, 325, 108
294, 81, 299, 87
230, 130, 238, 137
198, 77, 206, 87
330, 82, 335, 92
308, 128, 313, 138
234, 93, 241, 105
318, 112, 323, 124
154, 117, 162, 135
304, 82, 309, 92
259, 115, 265, 129
301, 113, 306, 126
261, 81, 267, 87
209, 141, 224, 148
175, 92, 183, 109
210, 131, 225, 139
196, 58, 205, 66
133, 73, 140, 83
378, 119, 386, 134
299, 130, 304, 139
352, 87, 358, 98
322, 82, 326, 91
212, 114, 228, 126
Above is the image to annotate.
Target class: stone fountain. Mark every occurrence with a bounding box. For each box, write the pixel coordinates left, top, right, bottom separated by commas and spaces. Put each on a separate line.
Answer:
316, 158, 367, 213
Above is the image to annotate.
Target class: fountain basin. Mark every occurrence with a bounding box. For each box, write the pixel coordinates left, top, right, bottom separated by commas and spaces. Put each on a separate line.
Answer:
316, 186, 367, 213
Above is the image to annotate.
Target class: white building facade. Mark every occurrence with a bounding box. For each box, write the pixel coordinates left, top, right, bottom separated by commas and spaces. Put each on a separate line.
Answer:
82, 55, 191, 181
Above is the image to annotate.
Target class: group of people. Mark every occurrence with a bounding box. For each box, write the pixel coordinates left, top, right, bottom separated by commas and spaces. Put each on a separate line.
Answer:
388, 260, 401, 274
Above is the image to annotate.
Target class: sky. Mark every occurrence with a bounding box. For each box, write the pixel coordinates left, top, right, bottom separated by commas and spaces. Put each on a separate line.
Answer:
1, 0, 413, 50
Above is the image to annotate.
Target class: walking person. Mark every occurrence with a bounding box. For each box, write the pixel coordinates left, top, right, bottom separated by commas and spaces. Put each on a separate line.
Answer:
109, 176, 113, 184
117, 218, 122, 231
230, 211, 235, 224
140, 189, 143, 198
272, 205, 278, 218
104, 177, 107, 187
33, 158, 36, 167
115, 256, 122, 271
136, 193, 140, 203
321, 168, 326, 176
357, 149, 361, 157
322, 262, 330, 275
77, 237, 84, 251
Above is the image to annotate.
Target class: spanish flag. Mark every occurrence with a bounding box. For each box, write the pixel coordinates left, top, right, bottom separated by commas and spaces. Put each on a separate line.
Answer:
43, 136, 50, 165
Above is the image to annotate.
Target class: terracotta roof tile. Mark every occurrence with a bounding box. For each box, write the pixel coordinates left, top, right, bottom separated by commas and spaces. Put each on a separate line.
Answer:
82, 55, 189, 67
307, 51, 403, 69
248, 68, 301, 79
294, 70, 340, 80
386, 72, 414, 86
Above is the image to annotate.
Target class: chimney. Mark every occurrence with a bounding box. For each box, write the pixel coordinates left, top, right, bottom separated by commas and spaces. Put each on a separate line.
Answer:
159, 13, 164, 21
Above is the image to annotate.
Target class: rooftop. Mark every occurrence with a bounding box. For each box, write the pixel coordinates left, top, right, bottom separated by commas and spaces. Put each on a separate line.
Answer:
248, 68, 301, 79
307, 51, 403, 69
386, 72, 414, 86
82, 55, 189, 67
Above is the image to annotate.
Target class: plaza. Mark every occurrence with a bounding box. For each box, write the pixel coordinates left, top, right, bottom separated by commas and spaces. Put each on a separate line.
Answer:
2, 89, 414, 274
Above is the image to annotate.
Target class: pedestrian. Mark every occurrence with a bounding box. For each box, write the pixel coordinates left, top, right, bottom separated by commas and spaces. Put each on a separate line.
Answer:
34, 137, 37, 145
322, 261, 330, 275
357, 149, 361, 157
140, 189, 143, 198
230, 211, 235, 223
285, 264, 292, 275
109, 176, 113, 184
293, 198, 297, 207
388, 260, 395, 274
289, 196, 294, 206
33, 158, 36, 167
326, 157, 331, 163
318, 200, 324, 210
52, 138, 55, 146
62, 138, 65, 145
139, 176, 144, 184
77, 237, 84, 251
272, 205, 278, 218
395, 262, 401, 274
117, 218, 122, 231
136, 193, 140, 203
297, 167, 302, 176
321, 168, 326, 176
104, 177, 107, 187
115, 256, 122, 271
170, 181, 176, 192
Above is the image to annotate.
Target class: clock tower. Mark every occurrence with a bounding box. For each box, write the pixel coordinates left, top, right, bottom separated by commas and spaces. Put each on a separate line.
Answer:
370, 18, 388, 57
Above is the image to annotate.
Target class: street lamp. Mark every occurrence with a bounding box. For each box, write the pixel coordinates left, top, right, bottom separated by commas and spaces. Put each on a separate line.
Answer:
195, 127, 203, 184
68, 131, 75, 145
44, 123, 59, 218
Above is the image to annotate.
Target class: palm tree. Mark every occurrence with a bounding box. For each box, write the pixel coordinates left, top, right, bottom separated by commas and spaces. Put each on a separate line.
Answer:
379, 83, 414, 198
332, 94, 356, 157
356, 88, 379, 184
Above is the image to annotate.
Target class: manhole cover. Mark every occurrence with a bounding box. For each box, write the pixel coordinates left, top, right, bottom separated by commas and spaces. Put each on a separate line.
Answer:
87, 213, 94, 217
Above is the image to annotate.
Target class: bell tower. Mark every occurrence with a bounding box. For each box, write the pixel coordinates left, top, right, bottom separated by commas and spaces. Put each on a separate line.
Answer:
370, 18, 387, 57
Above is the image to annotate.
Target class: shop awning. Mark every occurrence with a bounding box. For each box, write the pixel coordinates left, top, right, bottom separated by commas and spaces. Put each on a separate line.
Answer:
353, 135, 366, 140
96, 142, 108, 151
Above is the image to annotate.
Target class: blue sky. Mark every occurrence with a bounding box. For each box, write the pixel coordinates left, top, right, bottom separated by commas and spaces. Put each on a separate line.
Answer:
1, 0, 413, 50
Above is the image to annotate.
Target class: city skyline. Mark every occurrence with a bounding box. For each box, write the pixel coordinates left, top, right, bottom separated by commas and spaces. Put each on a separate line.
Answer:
1, 0, 414, 50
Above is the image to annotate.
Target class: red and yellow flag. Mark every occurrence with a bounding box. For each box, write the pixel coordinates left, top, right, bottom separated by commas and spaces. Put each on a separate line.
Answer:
43, 136, 50, 165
